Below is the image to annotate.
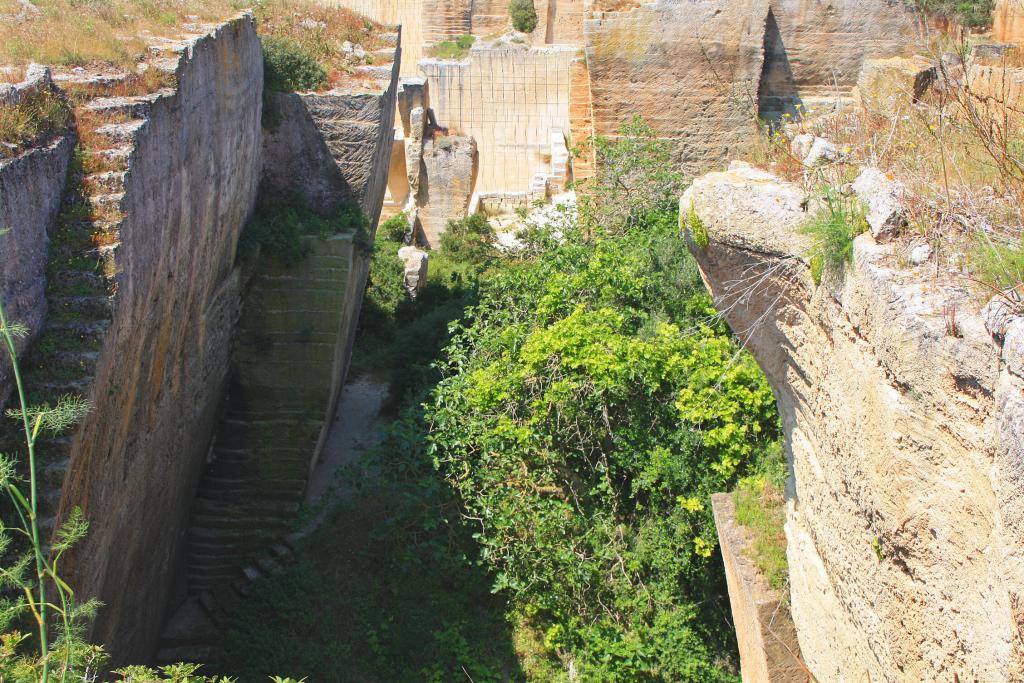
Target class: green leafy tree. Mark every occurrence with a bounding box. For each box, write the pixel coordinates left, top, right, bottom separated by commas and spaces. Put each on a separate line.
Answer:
579, 116, 684, 236
428, 169, 778, 679
509, 0, 539, 33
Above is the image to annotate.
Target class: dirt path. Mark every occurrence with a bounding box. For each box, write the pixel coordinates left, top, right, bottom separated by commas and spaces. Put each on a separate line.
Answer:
305, 374, 390, 507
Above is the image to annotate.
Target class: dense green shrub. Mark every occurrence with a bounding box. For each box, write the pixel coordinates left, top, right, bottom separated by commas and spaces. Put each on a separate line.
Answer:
580, 116, 685, 236
911, 0, 995, 27
262, 36, 327, 92
239, 196, 367, 267
379, 212, 411, 243
509, 0, 539, 33
439, 213, 498, 264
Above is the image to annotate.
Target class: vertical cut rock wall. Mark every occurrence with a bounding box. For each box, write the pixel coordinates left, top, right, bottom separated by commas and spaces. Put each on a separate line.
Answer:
59, 15, 264, 663
584, 0, 916, 174
0, 69, 72, 409
421, 46, 574, 193
684, 163, 1024, 681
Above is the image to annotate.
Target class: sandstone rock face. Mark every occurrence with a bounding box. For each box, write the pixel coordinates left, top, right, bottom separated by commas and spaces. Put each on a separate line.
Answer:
712, 494, 805, 682
856, 56, 937, 118
585, 0, 916, 173
0, 67, 72, 409
852, 167, 906, 241
995, 0, 1024, 44
398, 244, 429, 294
417, 135, 478, 247
420, 45, 575, 193
59, 15, 263, 662
684, 167, 1024, 680
262, 45, 401, 216
179, 29, 401, 627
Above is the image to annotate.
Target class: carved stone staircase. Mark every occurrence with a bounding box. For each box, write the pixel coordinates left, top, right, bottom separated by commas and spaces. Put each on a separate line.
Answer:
5, 70, 168, 543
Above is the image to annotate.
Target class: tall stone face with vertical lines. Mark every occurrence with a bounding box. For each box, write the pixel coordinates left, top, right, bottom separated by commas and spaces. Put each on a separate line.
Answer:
584, 0, 918, 175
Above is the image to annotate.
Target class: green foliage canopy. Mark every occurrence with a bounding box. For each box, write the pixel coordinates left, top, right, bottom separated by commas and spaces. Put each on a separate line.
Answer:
509, 0, 539, 33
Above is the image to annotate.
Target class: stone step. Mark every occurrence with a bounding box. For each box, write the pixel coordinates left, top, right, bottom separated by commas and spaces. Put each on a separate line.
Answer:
38, 487, 63, 516
41, 350, 99, 376
91, 120, 146, 146
82, 94, 158, 119
45, 318, 110, 343
48, 269, 109, 296
87, 192, 125, 212
34, 377, 92, 398
48, 295, 114, 321
87, 146, 132, 167
82, 170, 128, 195
40, 457, 70, 489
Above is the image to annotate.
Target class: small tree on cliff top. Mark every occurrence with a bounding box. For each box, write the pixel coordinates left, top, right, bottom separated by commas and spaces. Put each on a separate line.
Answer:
509, 0, 539, 33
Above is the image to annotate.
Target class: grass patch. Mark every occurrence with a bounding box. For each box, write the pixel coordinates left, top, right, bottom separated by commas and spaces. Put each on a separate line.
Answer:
799, 189, 868, 285
733, 442, 788, 591
0, 0, 248, 68
968, 231, 1024, 304
0, 87, 70, 157
428, 34, 475, 60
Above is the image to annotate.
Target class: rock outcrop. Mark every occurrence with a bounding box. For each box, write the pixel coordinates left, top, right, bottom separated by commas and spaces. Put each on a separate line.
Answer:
416, 134, 478, 247
995, 0, 1024, 43
684, 162, 1024, 680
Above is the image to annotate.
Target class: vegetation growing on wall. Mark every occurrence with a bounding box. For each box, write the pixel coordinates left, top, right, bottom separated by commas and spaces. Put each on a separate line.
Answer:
428, 35, 476, 60
911, 0, 996, 27
238, 196, 368, 268
509, 0, 539, 34
0, 88, 69, 158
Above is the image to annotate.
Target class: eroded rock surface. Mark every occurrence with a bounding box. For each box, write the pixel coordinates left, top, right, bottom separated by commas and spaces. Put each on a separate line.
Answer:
684, 165, 1024, 680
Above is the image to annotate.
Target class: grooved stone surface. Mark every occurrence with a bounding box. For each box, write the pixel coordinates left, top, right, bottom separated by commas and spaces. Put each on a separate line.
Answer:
58, 15, 263, 663
685, 165, 1024, 680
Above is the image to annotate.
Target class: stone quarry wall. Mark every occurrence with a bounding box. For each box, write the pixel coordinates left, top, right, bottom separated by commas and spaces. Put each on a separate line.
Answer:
181, 42, 399, 609
995, 0, 1024, 43
57, 16, 264, 662
584, 0, 916, 174
585, 0, 766, 174
684, 162, 1024, 681
0, 68, 73, 409
421, 46, 574, 194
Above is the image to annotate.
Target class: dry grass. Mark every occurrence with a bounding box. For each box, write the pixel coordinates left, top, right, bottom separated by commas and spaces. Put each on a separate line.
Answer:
253, 0, 386, 89
0, 0, 248, 68
0, 86, 70, 157
749, 34, 1024, 308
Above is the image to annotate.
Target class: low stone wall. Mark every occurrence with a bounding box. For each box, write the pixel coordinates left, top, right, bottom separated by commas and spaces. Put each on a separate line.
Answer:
59, 15, 264, 662
711, 494, 805, 682
684, 162, 1024, 680
0, 67, 73, 409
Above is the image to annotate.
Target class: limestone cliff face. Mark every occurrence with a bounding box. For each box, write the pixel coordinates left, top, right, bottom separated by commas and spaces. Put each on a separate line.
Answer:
584, 0, 917, 173
683, 163, 1024, 680
995, 0, 1024, 43
59, 15, 264, 662
0, 68, 73, 409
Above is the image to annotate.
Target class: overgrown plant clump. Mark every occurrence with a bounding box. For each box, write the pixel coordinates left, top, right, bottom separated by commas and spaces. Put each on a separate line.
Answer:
438, 213, 498, 264
428, 35, 476, 60
238, 196, 368, 267
911, 0, 995, 27
732, 444, 788, 590
509, 0, 539, 33
262, 37, 326, 92
799, 188, 868, 285
0, 88, 70, 158
426, 126, 780, 681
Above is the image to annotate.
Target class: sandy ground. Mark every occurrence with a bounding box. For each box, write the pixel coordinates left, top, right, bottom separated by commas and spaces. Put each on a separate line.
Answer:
305, 375, 389, 506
